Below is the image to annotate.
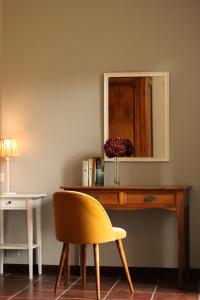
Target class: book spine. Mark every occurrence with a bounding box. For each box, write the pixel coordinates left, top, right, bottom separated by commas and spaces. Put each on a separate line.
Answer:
95, 158, 104, 186
82, 160, 89, 186
92, 158, 97, 186
88, 158, 93, 186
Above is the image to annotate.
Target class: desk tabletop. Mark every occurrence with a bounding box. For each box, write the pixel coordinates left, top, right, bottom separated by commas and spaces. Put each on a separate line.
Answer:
60, 185, 191, 191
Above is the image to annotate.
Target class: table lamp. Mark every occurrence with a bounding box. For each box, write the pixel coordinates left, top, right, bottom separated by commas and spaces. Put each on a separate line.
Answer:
0, 138, 19, 194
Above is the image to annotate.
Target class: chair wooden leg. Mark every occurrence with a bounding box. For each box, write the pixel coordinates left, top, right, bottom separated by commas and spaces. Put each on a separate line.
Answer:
81, 244, 87, 287
93, 244, 100, 300
116, 239, 134, 293
64, 243, 70, 285
54, 243, 68, 294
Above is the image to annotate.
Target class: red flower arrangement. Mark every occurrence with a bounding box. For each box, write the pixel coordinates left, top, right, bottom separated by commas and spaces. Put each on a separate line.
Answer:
104, 137, 134, 158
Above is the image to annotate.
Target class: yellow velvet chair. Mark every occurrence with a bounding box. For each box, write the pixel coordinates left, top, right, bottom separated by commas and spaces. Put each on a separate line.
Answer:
53, 191, 134, 299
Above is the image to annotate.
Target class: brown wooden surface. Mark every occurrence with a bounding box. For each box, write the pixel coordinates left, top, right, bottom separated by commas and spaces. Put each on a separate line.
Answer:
116, 239, 134, 293
81, 244, 87, 287
61, 185, 191, 286
108, 77, 153, 157
54, 243, 68, 294
64, 243, 70, 285
109, 78, 135, 143
93, 244, 100, 300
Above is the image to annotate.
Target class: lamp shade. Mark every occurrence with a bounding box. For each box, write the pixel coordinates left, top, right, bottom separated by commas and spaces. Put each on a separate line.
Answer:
0, 138, 19, 157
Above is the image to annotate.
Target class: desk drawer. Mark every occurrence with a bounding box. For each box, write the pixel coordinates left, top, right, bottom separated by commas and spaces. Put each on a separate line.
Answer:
126, 193, 175, 205
0, 199, 27, 209
89, 192, 119, 205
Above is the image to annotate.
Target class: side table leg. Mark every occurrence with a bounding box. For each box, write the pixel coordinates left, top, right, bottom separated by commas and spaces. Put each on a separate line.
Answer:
27, 199, 33, 280
36, 198, 42, 275
0, 210, 4, 275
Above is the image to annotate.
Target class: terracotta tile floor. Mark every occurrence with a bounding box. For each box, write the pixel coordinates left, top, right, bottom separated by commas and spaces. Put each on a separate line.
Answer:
0, 273, 199, 299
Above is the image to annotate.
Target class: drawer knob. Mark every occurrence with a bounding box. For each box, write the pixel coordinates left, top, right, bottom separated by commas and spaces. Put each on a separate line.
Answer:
8, 201, 12, 204
144, 195, 156, 203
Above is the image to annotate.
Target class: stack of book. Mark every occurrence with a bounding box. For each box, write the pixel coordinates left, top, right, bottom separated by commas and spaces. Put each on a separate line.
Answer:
82, 157, 104, 186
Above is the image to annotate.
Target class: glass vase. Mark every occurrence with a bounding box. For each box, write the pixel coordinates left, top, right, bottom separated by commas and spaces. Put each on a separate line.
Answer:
114, 157, 120, 185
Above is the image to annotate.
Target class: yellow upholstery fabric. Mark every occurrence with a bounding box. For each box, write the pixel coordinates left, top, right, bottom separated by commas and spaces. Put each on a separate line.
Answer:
53, 191, 127, 244
113, 227, 127, 240
53, 191, 134, 298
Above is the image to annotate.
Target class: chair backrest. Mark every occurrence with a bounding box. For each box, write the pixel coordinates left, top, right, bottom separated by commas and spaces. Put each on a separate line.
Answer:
53, 191, 115, 244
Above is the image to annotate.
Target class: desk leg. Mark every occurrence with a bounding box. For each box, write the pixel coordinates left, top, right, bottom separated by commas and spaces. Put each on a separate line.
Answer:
27, 199, 33, 280
176, 192, 189, 286
185, 206, 190, 278
0, 210, 4, 275
36, 198, 42, 275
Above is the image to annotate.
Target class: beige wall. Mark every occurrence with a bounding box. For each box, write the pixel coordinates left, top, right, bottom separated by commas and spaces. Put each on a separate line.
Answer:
0, 0, 2, 139
1, 0, 200, 268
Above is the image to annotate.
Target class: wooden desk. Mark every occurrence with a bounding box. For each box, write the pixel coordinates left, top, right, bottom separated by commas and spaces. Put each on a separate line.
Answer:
61, 185, 191, 285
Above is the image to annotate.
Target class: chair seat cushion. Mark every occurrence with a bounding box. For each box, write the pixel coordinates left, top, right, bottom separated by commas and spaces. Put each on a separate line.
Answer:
112, 227, 127, 240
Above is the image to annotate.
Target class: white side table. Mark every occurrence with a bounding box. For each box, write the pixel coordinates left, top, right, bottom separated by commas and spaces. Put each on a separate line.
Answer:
0, 194, 46, 279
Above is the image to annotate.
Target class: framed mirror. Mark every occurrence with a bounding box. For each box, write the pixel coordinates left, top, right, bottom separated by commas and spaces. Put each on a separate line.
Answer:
104, 72, 169, 162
